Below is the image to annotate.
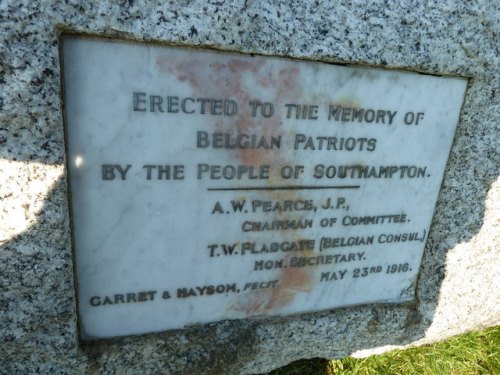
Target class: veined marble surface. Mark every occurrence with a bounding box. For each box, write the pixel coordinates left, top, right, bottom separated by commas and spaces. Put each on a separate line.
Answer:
62, 36, 467, 339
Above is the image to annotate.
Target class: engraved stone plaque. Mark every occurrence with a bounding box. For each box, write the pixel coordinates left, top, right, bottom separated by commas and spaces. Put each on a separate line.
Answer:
61, 35, 467, 340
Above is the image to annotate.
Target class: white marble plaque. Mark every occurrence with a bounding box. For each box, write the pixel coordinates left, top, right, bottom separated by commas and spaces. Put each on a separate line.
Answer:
62, 36, 467, 340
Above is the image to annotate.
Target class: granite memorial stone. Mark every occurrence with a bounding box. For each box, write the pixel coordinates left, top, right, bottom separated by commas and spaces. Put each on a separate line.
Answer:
1, 1, 498, 374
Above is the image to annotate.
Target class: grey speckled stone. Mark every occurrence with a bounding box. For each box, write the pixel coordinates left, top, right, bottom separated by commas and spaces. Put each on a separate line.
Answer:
0, 1, 498, 374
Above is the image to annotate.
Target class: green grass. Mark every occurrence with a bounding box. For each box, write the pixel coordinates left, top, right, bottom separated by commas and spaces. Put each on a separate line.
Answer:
268, 325, 499, 375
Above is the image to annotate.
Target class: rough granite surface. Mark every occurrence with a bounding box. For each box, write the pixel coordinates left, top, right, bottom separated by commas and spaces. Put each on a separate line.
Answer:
0, 0, 498, 374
